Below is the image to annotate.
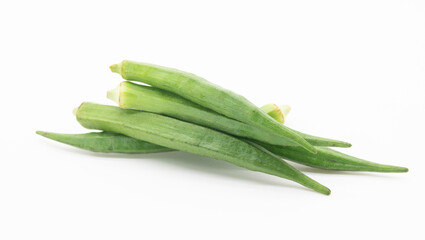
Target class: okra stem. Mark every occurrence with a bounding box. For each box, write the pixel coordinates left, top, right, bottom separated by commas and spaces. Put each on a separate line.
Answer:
280, 105, 291, 119
260, 104, 285, 124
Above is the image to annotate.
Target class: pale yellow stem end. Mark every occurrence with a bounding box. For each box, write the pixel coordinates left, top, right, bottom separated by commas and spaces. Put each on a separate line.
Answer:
260, 104, 284, 124
109, 63, 122, 74
280, 105, 291, 119
107, 84, 121, 105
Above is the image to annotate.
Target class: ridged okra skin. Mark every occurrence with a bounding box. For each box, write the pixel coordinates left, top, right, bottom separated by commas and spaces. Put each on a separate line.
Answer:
110, 82, 294, 146
256, 142, 408, 172
37, 130, 407, 173
75, 102, 331, 195
36, 131, 171, 153
109, 81, 351, 148
110, 60, 317, 154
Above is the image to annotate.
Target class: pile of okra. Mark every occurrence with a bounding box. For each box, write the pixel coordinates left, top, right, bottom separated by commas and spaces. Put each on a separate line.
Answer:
37, 60, 408, 195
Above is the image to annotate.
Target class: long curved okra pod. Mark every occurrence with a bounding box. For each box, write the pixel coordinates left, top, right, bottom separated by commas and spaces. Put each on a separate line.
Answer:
74, 102, 331, 195
37, 130, 407, 172
110, 60, 317, 153
108, 81, 351, 148
36, 131, 172, 153
254, 142, 408, 172
36, 103, 291, 154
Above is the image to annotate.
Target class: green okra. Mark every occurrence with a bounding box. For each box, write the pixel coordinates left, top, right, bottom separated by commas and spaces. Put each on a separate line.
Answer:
110, 60, 317, 153
37, 105, 406, 173
74, 102, 331, 195
255, 142, 408, 172
292, 129, 351, 148
36, 131, 172, 153
107, 81, 351, 148
37, 101, 290, 153
36, 130, 408, 173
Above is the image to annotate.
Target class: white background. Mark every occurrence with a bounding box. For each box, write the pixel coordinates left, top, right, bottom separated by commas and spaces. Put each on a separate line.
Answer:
1, 0, 424, 239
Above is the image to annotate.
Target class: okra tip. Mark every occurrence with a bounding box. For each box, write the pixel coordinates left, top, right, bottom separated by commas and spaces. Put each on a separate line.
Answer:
336, 142, 352, 148
306, 179, 331, 195
320, 186, 331, 195
393, 166, 409, 173
35, 130, 47, 136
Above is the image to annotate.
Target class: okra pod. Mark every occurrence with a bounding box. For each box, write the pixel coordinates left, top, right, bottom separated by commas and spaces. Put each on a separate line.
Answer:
255, 141, 408, 172
37, 130, 407, 173
107, 81, 351, 148
74, 102, 331, 195
36, 131, 171, 153
110, 60, 317, 153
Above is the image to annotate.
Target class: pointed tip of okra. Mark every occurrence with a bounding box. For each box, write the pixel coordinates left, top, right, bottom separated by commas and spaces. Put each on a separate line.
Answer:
310, 179, 331, 195
388, 166, 409, 173
366, 165, 408, 173
334, 141, 352, 148
321, 187, 332, 195
36, 130, 55, 140
109, 63, 122, 74
299, 175, 331, 195
35, 130, 47, 136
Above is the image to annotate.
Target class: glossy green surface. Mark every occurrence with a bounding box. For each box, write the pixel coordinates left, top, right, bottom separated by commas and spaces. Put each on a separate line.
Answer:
75, 102, 331, 195
110, 60, 317, 153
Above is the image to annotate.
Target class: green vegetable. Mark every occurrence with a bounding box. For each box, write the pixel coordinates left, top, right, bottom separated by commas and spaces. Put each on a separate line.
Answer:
255, 142, 408, 172
107, 81, 351, 148
36, 131, 171, 153
74, 102, 331, 195
36, 130, 407, 172
291, 129, 351, 148
110, 60, 317, 153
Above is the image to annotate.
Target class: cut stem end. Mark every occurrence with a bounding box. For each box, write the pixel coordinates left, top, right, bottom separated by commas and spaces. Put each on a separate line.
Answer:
109, 63, 122, 74
107, 84, 121, 105
280, 105, 291, 119
72, 107, 78, 116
